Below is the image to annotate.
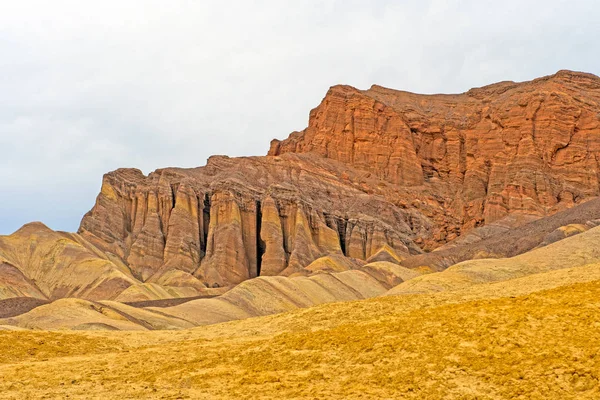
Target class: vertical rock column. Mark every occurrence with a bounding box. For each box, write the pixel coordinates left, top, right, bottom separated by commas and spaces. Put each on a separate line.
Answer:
195, 191, 257, 286
258, 196, 287, 276
126, 191, 166, 281
162, 184, 203, 274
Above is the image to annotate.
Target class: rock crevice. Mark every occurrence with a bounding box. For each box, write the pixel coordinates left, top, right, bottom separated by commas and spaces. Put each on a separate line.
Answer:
78, 156, 423, 287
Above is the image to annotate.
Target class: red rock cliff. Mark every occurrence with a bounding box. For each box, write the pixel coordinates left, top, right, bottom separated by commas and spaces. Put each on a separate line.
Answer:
78, 154, 434, 287
269, 70, 600, 231
4, 70, 600, 297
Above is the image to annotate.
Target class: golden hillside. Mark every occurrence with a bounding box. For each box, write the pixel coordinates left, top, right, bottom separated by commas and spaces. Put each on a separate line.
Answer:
4, 224, 600, 332
1, 258, 600, 399
388, 223, 600, 295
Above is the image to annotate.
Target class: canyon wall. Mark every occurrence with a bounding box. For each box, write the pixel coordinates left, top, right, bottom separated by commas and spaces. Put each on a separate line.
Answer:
78, 154, 430, 288
4, 70, 600, 298
269, 70, 600, 231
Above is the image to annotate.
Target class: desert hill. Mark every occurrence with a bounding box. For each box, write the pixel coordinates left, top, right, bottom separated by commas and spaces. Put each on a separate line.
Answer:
2, 251, 600, 398
1, 70, 600, 326
0, 262, 422, 330
3, 215, 600, 331
2, 70, 600, 398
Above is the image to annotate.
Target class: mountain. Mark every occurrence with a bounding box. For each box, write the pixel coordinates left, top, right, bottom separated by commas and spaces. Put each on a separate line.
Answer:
1, 70, 600, 324
270, 70, 600, 237
77, 153, 427, 289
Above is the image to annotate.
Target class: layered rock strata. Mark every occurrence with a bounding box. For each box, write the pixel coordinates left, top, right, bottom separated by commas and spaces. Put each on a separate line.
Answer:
270, 70, 600, 233
78, 154, 431, 288
3, 70, 600, 302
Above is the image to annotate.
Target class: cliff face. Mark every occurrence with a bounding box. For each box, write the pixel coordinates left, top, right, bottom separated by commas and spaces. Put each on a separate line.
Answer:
3, 70, 600, 300
78, 154, 433, 288
269, 70, 600, 232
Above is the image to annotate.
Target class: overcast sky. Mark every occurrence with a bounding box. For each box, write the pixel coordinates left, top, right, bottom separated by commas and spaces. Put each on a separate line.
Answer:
1, 0, 599, 234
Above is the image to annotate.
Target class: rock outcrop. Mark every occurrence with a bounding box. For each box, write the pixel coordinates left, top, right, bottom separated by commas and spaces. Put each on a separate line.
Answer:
400, 196, 600, 271
2, 70, 600, 307
78, 154, 429, 288
270, 70, 600, 235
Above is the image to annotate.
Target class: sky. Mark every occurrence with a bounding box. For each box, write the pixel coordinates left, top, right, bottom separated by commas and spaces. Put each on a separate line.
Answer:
1, 0, 600, 234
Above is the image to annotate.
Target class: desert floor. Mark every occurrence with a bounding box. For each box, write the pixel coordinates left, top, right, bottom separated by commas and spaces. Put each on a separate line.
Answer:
1, 266, 599, 399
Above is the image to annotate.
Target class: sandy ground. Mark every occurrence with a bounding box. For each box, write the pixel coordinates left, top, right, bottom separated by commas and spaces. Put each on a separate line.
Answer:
1, 263, 600, 399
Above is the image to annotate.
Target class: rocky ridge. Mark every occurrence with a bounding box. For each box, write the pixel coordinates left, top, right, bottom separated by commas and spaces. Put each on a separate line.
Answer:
77, 153, 432, 290
1, 70, 600, 309
270, 70, 600, 236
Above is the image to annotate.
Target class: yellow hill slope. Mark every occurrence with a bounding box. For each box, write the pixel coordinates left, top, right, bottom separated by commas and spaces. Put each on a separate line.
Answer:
387, 224, 600, 296
0, 265, 422, 330
0, 223, 139, 301
150, 270, 394, 326
1, 261, 600, 399
0, 298, 195, 331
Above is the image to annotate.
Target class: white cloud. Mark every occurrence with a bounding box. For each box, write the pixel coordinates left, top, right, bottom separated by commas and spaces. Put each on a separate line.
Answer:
0, 0, 599, 233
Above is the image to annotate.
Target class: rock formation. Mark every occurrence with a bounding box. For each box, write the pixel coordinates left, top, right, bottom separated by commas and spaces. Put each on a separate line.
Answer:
270, 70, 600, 234
78, 154, 428, 289
2, 70, 600, 306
